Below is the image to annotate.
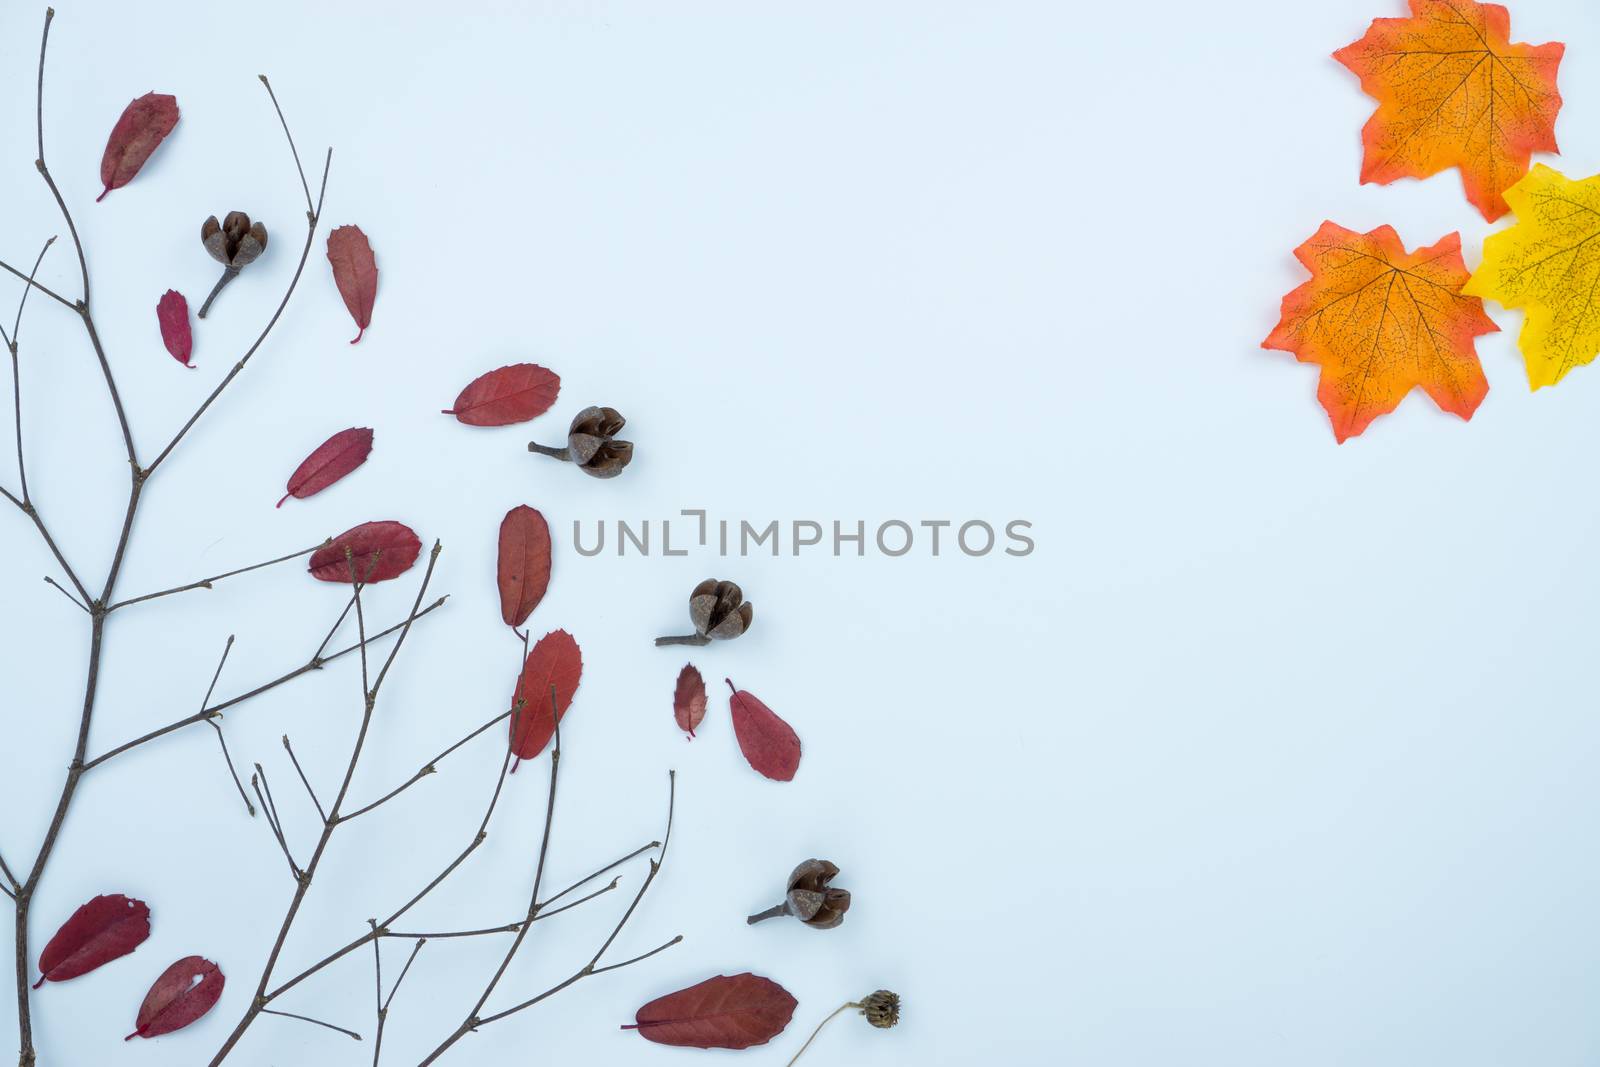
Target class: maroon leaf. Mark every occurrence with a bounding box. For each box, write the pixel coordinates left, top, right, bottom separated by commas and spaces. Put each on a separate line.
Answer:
509, 629, 582, 765
34, 894, 150, 988
156, 290, 192, 368
497, 505, 551, 628
278, 427, 373, 508
673, 664, 707, 738
125, 956, 223, 1040
727, 680, 801, 781
442, 364, 560, 426
623, 973, 797, 1049
308, 521, 421, 583
98, 93, 179, 202
326, 225, 378, 344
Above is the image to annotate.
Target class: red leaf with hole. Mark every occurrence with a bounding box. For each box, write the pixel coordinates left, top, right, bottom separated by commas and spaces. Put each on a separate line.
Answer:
497, 505, 551, 628
727, 680, 801, 781
674, 664, 706, 738
326, 225, 378, 344
308, 521, 421, 583
442, 364, 560, 426
278, 427, 373, 508
98, 93, 178, 202
156, 290, 192, 368
509, 629, 582, 763
34, 894, 150, 988
125, 956, 223, 1040
623, 973, 796, 1049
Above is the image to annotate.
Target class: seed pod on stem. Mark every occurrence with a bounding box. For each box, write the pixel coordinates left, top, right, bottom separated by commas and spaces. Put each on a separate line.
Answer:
198, 211, 268, 317
786, 990, 900, 1066
655, 579, 752, 647
746, 859, 850, 929
528, 406, 633, 478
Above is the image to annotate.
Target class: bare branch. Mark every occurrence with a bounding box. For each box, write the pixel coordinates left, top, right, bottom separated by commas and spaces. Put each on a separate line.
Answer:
5, 235, 56, 507
281, 735, 326, 824
107, 540, 329, 611
252, 769, 299, 881
41, 576, 88, 614
200, 637, 253, 816
260, 1009, 360, 1042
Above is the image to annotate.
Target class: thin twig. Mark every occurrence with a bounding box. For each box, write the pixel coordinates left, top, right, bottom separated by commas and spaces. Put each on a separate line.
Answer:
200, 637, 253, 816
260, 1009, 361, 1041
6, 235, 55, 506
82, 596, 448, 770
41, 576, 88, 613
784, 1002, 860, 1067
251, 767, 299, 880
383, 939, 425, 1013
107, 540, 329, 611
281, 735, 326, 824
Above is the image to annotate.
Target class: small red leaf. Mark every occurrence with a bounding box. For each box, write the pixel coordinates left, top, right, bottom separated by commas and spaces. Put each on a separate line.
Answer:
308, 521, 421, 583
156, 290, 192, 367
497, 506, 551, 628
442, 364, 560, 426
98, 93, 178, 201
673, 664, 707, 738
326, 225, 378, 344
34, 894, 150, 988
509, 629, 582, 763
623, 973, 797, 1049
727, 679, 801, 781
278, 427, 373, 508
125, 956, 223, 1040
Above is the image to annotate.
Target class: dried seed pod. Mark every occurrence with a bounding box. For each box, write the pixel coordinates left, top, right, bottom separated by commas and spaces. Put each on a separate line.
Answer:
747, 859, 850, 929
786, 990, 901, 1065
656, 579, 754, 647
528, 406, 633, 478
198, 211, 268, 317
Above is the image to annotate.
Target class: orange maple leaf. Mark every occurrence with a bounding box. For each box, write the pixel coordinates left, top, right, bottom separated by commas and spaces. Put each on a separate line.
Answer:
1334, 0, 1563, 222
1263, 221, 1498, 442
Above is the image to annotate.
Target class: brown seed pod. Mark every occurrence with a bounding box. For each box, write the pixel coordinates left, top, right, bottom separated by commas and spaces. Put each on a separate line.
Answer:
746, 859, 850, 929
198, 211, 268, 317
656, 579, 754, 648
528, 406, 633, 478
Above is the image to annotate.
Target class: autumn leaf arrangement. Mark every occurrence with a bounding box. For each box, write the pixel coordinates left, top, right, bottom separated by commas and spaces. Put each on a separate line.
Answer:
0, 8, 692, 1065
1264, 0, 1600, 441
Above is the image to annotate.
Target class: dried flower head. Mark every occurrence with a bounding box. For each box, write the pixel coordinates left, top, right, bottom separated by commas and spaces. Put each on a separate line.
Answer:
786, 989, 902, 1066
197, 211, 268, 318
528, 405, 634, 478
747, 858, 849, 929
656, 579, 755, 647
858, 990, 900, 1029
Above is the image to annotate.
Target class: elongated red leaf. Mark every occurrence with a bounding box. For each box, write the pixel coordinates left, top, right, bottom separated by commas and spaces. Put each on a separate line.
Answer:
624, 973, 796, 1049
497, 505, 551, 627
326, 225, 378, 344
442, 364, 560, 426
308, 520, 421, 583
157, 290, 192, 368
34, 894, 150, 988
98, 93, 178, 202
126, 956, 223, 1040
674, 664, 706, 738
509, 629, 582, 763
278, 427, 373, 507
727, 680, 801, 781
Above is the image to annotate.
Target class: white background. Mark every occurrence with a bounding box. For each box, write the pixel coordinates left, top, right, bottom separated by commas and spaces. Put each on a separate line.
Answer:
1, 1, 1598, 1064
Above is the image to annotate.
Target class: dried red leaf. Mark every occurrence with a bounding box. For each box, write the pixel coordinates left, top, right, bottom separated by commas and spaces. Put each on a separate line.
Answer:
326, 225, 378, 344
497, 506, 551, 628
509, 629, 582, 764
98, 92, 178, 202
156, 290, 192, 368
623, 973, 797, 1049
727, 680, 801, 781
34, 894, 150, 988
308, 521, 421, 583
125, 956, 224, 1041
673, 664, 707, 738
442, 364, 560, 427
278, 427, 374, 508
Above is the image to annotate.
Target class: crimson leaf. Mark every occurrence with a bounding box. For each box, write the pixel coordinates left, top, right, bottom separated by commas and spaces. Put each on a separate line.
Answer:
34, 894, 150, 988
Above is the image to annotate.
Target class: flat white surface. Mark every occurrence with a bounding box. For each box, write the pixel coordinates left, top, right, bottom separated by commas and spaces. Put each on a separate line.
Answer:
1, 1, 1599, 1064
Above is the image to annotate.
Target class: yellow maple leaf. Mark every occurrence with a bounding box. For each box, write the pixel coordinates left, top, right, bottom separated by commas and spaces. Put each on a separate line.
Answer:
1464, 164, 1600, 389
